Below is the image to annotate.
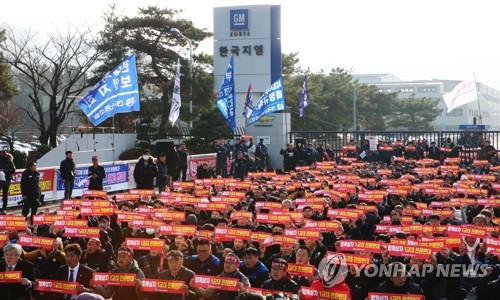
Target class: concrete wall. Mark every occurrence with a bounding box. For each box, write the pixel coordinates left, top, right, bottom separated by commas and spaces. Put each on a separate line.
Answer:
37, 133, 137, 168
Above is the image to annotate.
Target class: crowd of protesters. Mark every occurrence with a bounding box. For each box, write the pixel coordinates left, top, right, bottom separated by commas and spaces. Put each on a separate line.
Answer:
0, 136, 500, 300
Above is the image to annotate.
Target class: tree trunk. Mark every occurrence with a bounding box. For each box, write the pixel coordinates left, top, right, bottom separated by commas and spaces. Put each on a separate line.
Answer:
39, 131, 49, 145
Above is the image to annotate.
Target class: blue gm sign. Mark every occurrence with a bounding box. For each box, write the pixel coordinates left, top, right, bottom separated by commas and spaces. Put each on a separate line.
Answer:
230, 9, 249, 31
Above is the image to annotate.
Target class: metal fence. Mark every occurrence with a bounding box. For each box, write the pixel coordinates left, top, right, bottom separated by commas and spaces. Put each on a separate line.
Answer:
289, 130, 500, 161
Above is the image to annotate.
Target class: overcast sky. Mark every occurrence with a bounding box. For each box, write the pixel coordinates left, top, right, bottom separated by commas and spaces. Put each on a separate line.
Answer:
2, 0, 499, 89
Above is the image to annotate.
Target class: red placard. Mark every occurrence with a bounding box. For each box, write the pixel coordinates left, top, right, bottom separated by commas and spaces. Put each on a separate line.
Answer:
0, 234, 8, 245
261, 235, 297, 248
35, 279, 78, 294
125, 238, 165, 251
197, 230, 213, 240
83, 190, 108, 197
140, 279, 185, 293
63, 227, 100, 238
446, 225, 488, 238
0, 271, 22, 283
231, 211, 253, 220
284, 228, 320, 241
191, 275, 239, 292
287, 263, 315, 277
159, 224, 197, 236
53, 219, 87, 228
18, 234, 55, 250
93, 272, 136, 286
81, 200, 111, 207
255, 201, 282, 211
197, 203, 227, 211
32, 214, 64, 225
129, 219, 164, 229
214, 227, 252, 242
56, 209, 80, 218
327, 252, 372, 266
387, 244, 433, 259
129, 189, 155, 196
250, 232, 272, 243
303, 221, 341, 231
117, 213, 147, 222
153, 211, 186, 221
327, 209, 362, 220
0, 215, 26, 221
301, 287, 351, 300
115, 194, 140, 201
368, 293, 423, 300
256, 213, 291, 224
0, 219, 28, 230
80, 207, 115, 216
338, 240, 382, 254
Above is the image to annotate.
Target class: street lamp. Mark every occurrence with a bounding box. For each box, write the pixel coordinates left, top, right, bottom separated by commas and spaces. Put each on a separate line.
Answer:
170, 27, 193, 128
352, 82, 357, 133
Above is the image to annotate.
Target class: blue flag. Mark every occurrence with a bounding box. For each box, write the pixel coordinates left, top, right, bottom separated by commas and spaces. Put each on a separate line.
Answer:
299, 75, 309, 118
247, 77, 285, 126
216, 56, 236, 132
78, 53, 140, 126
242, 83, 253, 119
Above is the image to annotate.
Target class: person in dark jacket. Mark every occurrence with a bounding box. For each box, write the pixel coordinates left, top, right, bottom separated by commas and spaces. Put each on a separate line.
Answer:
196, 163, 215, 179
213, 140, 230, 178
303, 143, 318, 166
55, 243, 95, 299
0, 150, 15, 214
80, 238, 110, 272
0, 243, 36, 300
156, 250, 196, 300
375, 262, 424, 295
239, 248, 269, 288
87, 156, 105, 191
60, 150, 76, 200
156, 153, 169, 192
280, 144, 299, 172
133, 149, 158, 189
176, 144, 189, 182
261, 258, 300, 294
137, 247, 165, 279
92, 246, 145, 300
20, 161, 40, 223
184, 239, 221, 276
427, 141, 440, 161
192, 253, 250, 300
232, 151, 248, 180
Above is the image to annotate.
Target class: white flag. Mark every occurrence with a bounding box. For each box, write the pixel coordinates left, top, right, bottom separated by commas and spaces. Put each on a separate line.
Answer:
443, 78, 478, 112
169, 58, 181, 125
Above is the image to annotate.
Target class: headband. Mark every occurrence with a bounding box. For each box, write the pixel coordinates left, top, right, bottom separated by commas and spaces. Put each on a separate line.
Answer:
272, 262, 288, 270
118, 250, 133, 258
225, 255, 240, 265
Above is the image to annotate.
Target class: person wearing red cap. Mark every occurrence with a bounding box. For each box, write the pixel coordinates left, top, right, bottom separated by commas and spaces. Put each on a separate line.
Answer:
87, 156, 105, 191
261, 258, 300, 294
81, 238, 110, 272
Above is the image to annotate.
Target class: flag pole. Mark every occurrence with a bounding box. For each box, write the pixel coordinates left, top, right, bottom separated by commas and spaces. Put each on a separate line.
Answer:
112, 114, 115, 165
473, 72, 482, 125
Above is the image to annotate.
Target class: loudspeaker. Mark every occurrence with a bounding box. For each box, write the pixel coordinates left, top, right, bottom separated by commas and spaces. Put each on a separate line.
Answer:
157, 141, 178, 179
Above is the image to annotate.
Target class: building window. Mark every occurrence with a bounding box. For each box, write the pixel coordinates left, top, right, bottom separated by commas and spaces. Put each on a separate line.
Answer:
418, 86, 437, 92
399, 87, 414, 93
446, 109, 463, 116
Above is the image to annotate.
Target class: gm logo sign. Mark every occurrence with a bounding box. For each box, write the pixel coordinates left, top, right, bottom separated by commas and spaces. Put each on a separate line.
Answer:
230, 9, 249, 31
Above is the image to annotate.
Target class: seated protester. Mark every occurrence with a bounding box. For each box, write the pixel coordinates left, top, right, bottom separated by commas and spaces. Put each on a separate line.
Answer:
0, 243, 36, 300
265, 243, 296, 270
22, 237, 66, 279
232, 238, 248, 259
291, 246, 318, 287
97, 216, 120, 251
91, 246, 145, 300
192, 253, 250, 300
137, 241, 166, 279
261, 258, 300, 294
435, 247, 468, 300
460, 236, 483, 292
304, 239, 327, 268
184, 239, 221, 276
81, 238, 110, 272
168, 235, 195, 256
303, 206, 324, 221
55, 243, 94, 300
240, 248, 270, 288
303, 254, 352, 300
408, 255, 446, 300
376, 262, 423, 295
197, 162, 215, 179
156, 250, 196, 300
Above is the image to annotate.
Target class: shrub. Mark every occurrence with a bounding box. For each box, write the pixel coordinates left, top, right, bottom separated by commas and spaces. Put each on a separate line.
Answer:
11, 150, 27, 168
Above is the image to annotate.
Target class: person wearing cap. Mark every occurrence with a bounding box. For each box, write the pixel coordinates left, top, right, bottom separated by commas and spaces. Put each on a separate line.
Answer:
261, 258, 300, 294
60, 150, 76, 200
55, 243, 95, 299
155, 250, 196, 300
87, 156, 105, 191
91, 246, 145, 300
133, 149, 158, 189
192, 253, 250, 300
81, 238, 110, 272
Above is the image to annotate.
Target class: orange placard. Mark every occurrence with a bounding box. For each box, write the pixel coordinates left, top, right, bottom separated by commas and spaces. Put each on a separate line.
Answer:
93, 273, 136, 286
